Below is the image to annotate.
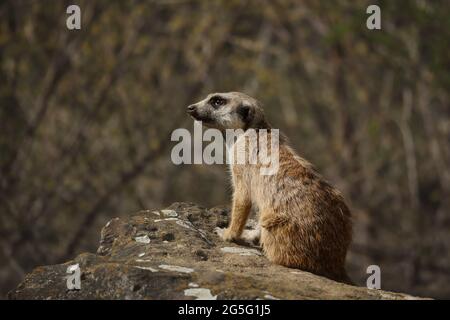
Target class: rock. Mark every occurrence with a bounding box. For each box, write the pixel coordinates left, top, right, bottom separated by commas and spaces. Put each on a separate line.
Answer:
8, 202, 428, 300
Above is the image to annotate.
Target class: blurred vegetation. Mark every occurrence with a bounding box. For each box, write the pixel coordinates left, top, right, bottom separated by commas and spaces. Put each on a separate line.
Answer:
0, 0, 449, 298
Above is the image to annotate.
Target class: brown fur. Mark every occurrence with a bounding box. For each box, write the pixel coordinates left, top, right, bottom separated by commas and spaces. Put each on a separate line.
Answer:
187, 92, 352, 283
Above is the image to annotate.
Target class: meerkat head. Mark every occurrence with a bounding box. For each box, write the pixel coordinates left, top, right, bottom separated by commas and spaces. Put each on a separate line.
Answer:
187, 92, 269, 131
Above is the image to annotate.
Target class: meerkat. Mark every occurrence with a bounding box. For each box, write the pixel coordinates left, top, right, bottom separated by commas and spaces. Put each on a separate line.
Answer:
187, 92, 353, 283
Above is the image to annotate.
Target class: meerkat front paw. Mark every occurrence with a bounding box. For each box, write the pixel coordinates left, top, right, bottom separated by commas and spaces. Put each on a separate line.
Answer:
214, 227, 225, 238
214, 227, 236, 242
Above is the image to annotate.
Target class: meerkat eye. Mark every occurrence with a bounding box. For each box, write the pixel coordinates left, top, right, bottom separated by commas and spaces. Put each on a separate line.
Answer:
209, 96, 227, 108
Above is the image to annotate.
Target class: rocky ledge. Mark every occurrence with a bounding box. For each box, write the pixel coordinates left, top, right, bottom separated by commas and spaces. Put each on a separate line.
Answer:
9, 202, 426, 300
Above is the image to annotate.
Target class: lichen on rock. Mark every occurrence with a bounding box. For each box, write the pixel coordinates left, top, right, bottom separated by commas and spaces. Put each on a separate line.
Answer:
8, 202, 427, 300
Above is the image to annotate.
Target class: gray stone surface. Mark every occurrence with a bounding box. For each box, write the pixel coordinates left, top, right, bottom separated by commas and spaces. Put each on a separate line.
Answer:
8, 202, 428, 300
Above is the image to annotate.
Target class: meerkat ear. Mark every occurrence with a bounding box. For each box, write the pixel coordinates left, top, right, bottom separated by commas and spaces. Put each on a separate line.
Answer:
237, 104, 254, 126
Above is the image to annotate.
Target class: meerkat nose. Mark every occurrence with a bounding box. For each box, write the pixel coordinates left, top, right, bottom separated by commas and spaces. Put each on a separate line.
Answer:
187, 104, 197, 113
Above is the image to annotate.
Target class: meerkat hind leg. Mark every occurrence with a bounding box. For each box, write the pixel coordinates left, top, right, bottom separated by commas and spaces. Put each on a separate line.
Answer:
215, 225, 260, 246
241, 225, 261, 245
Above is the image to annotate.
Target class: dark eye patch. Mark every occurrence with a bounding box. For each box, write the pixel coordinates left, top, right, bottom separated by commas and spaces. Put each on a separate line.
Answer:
236, 104, 252, 121
209, 96, 227, 108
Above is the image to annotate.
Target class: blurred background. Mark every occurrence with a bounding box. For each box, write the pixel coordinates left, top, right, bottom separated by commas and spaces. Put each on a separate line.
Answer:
0, 0, 449, 299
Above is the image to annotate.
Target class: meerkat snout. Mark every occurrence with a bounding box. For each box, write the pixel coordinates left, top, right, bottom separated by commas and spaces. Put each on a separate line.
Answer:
186, 104, 196, 113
